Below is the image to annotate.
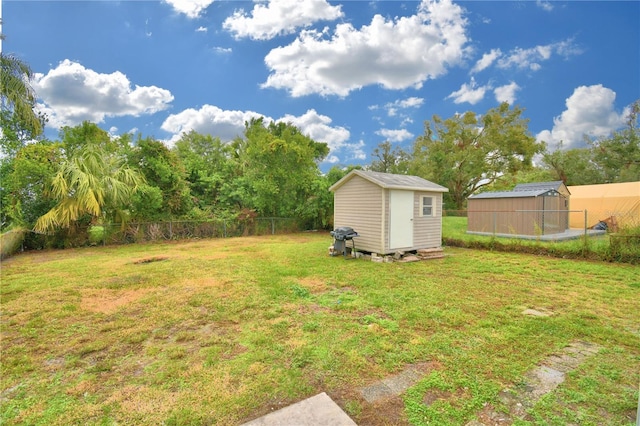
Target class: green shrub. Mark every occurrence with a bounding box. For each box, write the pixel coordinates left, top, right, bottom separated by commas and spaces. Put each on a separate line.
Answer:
88, 226, 105, 245
1, 228, 25, 259
607, 225, 640, 263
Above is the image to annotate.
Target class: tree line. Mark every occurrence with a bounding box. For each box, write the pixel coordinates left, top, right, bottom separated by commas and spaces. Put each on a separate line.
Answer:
1, 54, 639, 248
369, 100, 639, 210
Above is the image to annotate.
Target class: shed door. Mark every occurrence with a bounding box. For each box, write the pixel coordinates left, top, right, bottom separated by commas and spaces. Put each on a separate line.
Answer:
390, 190, 414, 249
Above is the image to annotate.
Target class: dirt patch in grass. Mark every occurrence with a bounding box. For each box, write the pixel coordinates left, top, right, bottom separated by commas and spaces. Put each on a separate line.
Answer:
80, 288, 155, 314
105, 384, 177, 417
423, 388, 454, 406
330, 386, 409, 426
357, 394, 409, 425
476, 403, 512, 425
297, 277, 329, 294
133, 256, 168, 264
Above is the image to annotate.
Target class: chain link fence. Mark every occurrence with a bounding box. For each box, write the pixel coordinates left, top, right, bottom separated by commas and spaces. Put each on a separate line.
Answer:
13, 217, 302, 251
445, 208, 638, 236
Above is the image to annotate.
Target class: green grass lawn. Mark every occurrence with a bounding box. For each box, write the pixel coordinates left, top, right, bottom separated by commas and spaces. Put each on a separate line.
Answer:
1, 233, 638, 425
442, 216, 639, 263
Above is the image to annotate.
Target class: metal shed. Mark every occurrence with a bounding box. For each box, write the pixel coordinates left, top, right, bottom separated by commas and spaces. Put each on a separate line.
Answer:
467, 181, 570, 236
329, 170, 448, 254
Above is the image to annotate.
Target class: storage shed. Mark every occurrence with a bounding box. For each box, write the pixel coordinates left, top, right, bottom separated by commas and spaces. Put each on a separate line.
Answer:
467, 181, 570, 236
329, 170, 448, 254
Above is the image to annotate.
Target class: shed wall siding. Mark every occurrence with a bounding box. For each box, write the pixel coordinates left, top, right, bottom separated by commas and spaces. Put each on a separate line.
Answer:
333, 176, 384, 253
468, 197, 541, 235
468, 194, 569, 236
412, 192, 444, 250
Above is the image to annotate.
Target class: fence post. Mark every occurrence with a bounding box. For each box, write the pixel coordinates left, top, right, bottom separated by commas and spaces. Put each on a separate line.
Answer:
170, 221, 173, 239
223, 220, 227, 238
636, 386, 640, 426
584, 210, 588, 238
271, 218, 275, 235
493, 212, 497, 235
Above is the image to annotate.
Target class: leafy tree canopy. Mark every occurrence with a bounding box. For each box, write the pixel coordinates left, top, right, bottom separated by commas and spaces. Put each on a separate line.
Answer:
590, 100, 640, 183
542, 145, 604, 185
60, 121, 116, 156
410, 103, 544, 210
128, 137, 192, 217
1, 141, 62, 228
369, 141, 410, 175
239, 118, 329, 218
173, 131, 235, 212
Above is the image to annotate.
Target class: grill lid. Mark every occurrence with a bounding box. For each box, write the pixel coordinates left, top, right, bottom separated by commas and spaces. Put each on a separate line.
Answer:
330, 227, 358, 240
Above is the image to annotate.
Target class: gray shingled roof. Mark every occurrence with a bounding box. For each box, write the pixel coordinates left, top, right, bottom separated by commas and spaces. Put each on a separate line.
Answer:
469, 189, 558, 199
329, 170, 448, 192
513, 181, 565, 192
469, 180, 569, 199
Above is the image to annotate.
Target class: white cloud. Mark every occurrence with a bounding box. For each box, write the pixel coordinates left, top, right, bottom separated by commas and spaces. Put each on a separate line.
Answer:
400, 117, 414, 127
163, 0, 215, 19
161, 104, 267, 146
325, 155, 340, 164
33, 60, 173, 128
446, 77, 488, 105
346, 139, 367, 161
396, 96, 424, 109
278, 109, 350, 154
196, 26, 208, 33
375, 128, 414, 142
223, 0, 343, 41
213, 46, 233, 54
494, 81, 520, 104
536, 85, 626, 149
536, 1, 554, 12
379, 96, 424, 117
262, 0, 469, 97
497, 39, 582, 71
470, 48, 501, 74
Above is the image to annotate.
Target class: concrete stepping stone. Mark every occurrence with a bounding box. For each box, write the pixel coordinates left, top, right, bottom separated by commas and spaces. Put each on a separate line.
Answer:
522, 308, 553, 317
466, 341, 601, 425
241, 392, 356, 426
360, 366, 423, 403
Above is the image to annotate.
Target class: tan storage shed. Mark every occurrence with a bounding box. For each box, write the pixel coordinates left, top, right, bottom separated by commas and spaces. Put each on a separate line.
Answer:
567, 181, 640, 229
467, 181, 570, 236
329, 170, 448, 254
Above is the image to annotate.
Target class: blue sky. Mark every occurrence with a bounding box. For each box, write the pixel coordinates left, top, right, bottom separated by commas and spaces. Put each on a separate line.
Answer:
2, 0, 639, 171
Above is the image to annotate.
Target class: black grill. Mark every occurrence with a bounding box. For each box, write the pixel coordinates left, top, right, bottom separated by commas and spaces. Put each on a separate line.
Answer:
330, 227, 358, 257
330, 227, 359, 241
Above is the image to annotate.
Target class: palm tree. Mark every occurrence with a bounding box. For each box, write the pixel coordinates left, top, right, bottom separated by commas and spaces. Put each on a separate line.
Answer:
0, 53, 43, 137
34, 145, 144, 233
